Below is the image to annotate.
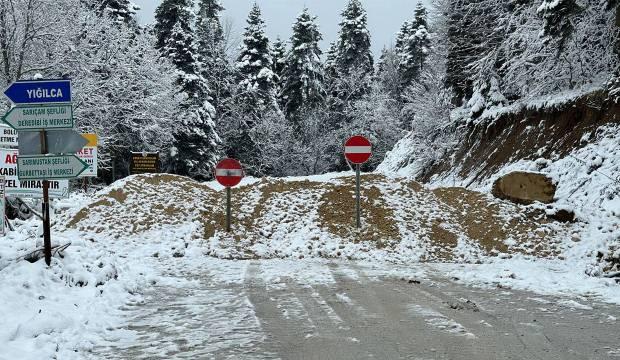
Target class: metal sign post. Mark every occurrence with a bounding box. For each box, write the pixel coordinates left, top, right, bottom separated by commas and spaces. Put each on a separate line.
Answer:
356, 164, 361, 229
214, 158, 244, 233
40, 130, 52, 265
3, 78, 78, 267
344, 135, 373, 229
226, 187, 232, 232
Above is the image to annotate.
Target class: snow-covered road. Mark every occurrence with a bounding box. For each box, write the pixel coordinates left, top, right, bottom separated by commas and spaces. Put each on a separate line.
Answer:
92, 259, 620, 360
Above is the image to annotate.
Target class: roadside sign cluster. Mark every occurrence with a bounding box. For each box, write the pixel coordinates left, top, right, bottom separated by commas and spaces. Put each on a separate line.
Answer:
2, 79, 92, 265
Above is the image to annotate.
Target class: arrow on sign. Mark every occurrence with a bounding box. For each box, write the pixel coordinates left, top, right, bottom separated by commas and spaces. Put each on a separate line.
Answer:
17, 155, 89, 180
19, 130, 89, 155
4, 80, 71, 105
2, 104, 74, 131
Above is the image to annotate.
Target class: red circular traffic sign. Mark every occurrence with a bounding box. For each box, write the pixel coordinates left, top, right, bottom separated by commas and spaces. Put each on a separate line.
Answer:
344, 135, 372, 164
215, 158, 244, 187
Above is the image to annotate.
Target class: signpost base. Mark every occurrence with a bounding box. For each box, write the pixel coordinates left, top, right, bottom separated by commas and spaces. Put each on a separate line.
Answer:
356, 164, 361, 229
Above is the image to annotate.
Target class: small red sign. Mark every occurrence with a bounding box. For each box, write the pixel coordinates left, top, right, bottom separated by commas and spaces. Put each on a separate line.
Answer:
344, 135, 372, 164
215, 158, 244, 188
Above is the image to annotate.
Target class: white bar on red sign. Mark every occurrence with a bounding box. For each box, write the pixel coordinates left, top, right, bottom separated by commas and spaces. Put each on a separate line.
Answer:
215, 169, 243, 177
345, 146, 372, 154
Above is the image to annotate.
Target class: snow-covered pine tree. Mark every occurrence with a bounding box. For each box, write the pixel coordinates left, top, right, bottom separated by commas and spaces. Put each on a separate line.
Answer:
96, 0, 139, 25
330, 0, 374, 112
335, 0, 373, 77
161, 21, 205, 98
155, 0, 221, 179
168, 101, 221, 180
394, 20, 411, 56
397, 4, 431, 91
236, 3, 278, 113
280, 8, 325, 122
196, 0, 233, 111
271, 37, 287, 90
154, 0, 193, 50
196, 0, 224, 46
324, 42, 339, 80
537, 0, 581, 50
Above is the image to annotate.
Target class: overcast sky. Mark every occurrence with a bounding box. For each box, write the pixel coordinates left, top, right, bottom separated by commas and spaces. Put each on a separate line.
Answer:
132, 0, 427, 57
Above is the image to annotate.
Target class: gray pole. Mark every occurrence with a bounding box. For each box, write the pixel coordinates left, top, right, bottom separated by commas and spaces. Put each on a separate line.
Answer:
40, 130, 52, 266
226, 187, 232, 232
356, 164, 361, 229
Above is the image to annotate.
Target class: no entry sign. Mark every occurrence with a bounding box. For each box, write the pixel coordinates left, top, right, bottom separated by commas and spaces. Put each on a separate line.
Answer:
344, 135, 372, 164
215, 158, 243, 188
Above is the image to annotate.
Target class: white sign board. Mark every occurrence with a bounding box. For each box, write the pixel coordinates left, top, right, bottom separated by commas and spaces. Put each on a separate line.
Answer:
77, 134, 97, 177
0, 176, 5, 235
0, 149, 68, 198
0, 125, 18, 147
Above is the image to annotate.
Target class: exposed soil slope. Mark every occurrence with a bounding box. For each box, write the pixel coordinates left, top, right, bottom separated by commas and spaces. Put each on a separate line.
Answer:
420, 91, 619, 185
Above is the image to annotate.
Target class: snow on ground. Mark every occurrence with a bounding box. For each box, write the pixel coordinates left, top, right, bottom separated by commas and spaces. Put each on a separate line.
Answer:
422, 123, 620, 278
2, 162, 620, 358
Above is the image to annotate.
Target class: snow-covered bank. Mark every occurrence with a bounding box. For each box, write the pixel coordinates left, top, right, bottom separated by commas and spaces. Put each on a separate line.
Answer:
0, 224, 147, 359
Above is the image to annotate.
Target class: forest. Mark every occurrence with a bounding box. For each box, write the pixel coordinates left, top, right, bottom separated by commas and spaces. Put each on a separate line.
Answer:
0, 0, 618, 182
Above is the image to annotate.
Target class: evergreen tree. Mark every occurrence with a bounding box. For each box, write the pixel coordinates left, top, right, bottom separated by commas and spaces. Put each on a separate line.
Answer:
169, 101, 221, 180
196, 0, 232, 110
396, 4, 431, 91
537, 0, 582, 50
97, 0, 139, 25
324, 42, 339, 83
281, 8, 325, 121
236, 3, 278, 112
394, 20, 411, 56
329, 0, 374, 112
271, 37, 287, 87
335, 0, 374, 77
196, 0, 224, 45
154, 0, 192, 50
155, 0, 221, 179
161, 21, 204, 98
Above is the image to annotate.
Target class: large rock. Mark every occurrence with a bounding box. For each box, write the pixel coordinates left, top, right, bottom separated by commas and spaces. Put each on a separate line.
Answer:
492, 171, 556, 205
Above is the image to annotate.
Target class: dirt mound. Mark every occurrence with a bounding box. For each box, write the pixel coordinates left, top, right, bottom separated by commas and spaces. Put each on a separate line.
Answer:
318, 175, 399, 247
65, 173, 570, 262
67, 174, 218, 238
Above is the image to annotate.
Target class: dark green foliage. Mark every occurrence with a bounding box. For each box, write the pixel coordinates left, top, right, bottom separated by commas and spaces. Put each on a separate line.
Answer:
335, 0, 373, 77
537, 0, 582, 51
280, 8, 325, 122
396, 3, 431, 92
237, 3, 277, 111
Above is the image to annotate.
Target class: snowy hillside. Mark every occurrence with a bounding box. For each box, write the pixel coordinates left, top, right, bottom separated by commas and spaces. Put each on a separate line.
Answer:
380, 89, 620, 279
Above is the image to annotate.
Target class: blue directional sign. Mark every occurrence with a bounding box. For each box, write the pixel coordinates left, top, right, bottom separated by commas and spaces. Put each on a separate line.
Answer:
3, 80, 71, 105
